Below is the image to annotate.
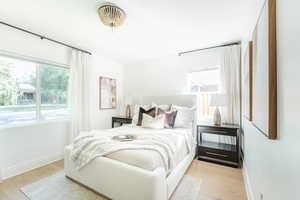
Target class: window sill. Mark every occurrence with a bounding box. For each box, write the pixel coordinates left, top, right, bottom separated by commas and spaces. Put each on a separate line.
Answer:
0, 118, 70, 131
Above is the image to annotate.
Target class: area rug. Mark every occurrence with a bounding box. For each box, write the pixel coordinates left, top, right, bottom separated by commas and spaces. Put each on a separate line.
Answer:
21, 172, 203, 200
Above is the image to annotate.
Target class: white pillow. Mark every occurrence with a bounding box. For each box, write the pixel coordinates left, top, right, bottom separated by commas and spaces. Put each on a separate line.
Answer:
151, 103, 171, 115
171, 105, 195, 128
151, 103, 170, 110
141, 113, 165, 129
131, 104, 151, 125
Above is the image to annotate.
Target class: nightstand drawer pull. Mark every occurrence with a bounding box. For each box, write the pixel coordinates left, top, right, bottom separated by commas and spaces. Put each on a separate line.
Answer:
205, 151, 228, 158
205, 130, 228, 134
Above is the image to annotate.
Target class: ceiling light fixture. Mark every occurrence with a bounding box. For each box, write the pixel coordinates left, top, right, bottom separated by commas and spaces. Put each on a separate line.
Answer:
98, 2, 126, 28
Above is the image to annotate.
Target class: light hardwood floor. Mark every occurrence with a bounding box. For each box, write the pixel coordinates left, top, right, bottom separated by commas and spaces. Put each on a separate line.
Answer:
186, 161, 247, 200
0, 160, 247, 200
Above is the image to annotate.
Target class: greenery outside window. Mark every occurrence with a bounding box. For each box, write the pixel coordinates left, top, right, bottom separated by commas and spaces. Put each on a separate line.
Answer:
0, 55, 69, 126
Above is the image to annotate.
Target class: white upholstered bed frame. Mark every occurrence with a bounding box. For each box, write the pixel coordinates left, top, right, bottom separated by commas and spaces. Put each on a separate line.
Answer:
64, 95, 197, 200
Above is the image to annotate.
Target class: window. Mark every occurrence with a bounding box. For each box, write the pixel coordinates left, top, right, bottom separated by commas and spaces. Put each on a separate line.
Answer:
40, 64, 69, 120
188, 68, 221, 122
0, 55, 69, 126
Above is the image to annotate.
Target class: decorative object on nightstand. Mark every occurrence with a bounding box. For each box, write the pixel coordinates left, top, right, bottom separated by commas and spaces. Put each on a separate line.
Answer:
112, 116, 132, 128
124, 97, 132, 118
209, 93, 226, 125
197, 124, 240, 168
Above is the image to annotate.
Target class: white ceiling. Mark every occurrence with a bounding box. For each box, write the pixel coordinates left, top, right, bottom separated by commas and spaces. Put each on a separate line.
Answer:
0, 0, 263, 64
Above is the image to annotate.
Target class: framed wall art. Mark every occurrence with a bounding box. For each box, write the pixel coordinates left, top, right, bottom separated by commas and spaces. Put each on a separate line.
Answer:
99, 76, 117, 109
243, 41, 253, 121
252, 0, 277, 139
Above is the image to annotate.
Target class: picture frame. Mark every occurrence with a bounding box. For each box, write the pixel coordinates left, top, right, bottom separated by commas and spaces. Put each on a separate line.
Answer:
243, 41, 253, 121
252, 0, 277, 139
99, 76, 117, 109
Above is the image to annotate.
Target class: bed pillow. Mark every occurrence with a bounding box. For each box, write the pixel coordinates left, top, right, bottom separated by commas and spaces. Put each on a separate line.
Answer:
132, 104, 151, 125
141, 114, 165, 129
137, 107, 156, 126
171, 105, 195, 128
158, 108, 178, 128
151, 103, 171, 111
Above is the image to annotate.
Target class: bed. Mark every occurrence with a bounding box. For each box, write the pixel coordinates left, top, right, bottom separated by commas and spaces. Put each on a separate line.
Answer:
64, 95, 197, 200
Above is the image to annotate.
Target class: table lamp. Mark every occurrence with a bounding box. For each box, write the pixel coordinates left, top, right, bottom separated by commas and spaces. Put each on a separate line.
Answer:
209, 93, 226, 125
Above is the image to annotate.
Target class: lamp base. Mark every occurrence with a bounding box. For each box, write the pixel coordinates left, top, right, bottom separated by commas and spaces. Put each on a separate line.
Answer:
125, 104, 131, 118
213, 107, 221, 126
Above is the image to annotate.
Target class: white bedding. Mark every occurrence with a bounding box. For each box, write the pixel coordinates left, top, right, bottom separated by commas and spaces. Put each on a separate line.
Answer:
70, 125, 193, 173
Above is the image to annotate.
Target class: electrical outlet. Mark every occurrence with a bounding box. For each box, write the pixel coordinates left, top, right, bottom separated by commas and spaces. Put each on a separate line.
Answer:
260, 193, 264, 200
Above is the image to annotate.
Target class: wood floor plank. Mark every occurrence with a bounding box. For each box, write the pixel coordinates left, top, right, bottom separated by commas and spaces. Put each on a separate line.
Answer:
0, 160, 247, 200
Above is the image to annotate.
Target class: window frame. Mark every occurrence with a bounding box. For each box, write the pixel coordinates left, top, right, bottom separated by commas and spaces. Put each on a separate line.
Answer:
187, 67, 221, 123
188, 67, 220, 94
0, 52, 70, 128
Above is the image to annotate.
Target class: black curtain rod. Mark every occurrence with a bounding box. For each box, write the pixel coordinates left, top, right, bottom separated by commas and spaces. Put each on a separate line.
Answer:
178, 41, 240, 56
0, 21, 92, 55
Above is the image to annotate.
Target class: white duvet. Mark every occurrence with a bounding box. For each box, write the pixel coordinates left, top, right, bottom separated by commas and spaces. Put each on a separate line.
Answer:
70, 125, 194, 173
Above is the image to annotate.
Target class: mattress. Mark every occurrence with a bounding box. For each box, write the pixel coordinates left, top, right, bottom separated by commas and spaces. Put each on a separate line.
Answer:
68, 125, 193, 173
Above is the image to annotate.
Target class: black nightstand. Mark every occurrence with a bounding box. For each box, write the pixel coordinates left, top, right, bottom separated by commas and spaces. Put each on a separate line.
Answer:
197, 124, 240, 168
112, 116, 132, 128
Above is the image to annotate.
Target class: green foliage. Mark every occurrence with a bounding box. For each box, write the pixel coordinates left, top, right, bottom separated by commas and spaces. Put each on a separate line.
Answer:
39, 65, 69, 104
0, 61, 17, 106
0, 59, 69, 106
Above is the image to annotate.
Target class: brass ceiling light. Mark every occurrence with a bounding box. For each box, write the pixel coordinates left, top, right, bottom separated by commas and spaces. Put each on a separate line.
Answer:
98, 2, 126, 28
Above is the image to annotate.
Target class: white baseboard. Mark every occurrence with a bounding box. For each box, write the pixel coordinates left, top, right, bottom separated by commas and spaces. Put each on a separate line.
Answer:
242, 161, 255, 200
1, 151, 63, 180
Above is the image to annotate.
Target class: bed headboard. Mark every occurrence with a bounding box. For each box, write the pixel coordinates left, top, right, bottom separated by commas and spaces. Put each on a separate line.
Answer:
141, 95, 197, 107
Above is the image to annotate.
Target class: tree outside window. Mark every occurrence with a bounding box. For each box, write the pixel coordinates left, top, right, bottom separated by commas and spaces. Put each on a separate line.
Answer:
0, 55, 69, 126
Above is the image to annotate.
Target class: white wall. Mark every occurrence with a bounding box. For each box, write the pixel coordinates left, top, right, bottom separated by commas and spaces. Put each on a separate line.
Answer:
0, 24, 123, 180
0, 25, 70, 66
89, 53, 124, 129
0, 121, 69, 179
124, 49, 220, 98
242, 1, 300, 200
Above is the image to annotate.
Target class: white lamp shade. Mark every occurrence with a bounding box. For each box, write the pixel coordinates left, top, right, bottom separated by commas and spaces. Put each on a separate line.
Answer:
209, 93, 226, 107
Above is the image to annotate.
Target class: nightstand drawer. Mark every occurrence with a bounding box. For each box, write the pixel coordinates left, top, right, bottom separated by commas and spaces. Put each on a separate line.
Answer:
198, 147, 237, 163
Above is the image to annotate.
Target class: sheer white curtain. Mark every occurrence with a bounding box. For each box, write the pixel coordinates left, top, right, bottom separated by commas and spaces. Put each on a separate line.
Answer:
68, 50, 91, 142
220, 45, 241, 125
